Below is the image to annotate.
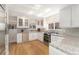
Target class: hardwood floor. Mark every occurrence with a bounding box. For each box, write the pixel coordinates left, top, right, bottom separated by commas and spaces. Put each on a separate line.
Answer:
9, 40, 48, 55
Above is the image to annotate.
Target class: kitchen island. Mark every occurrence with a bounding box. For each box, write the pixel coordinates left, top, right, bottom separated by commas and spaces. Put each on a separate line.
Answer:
17, 30, 44, 43
50, 32, 79, 55
28, 31, 44, 42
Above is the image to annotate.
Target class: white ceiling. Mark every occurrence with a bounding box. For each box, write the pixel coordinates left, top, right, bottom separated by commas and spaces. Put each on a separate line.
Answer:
7, 4, 69, 18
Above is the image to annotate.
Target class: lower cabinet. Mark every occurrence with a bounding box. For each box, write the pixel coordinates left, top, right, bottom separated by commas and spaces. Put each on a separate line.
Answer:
51, 34, 64, 46
29, 32, 44, 42
22, 33, 29, 43
17, 32, 44, 43
9, 29, 17, 43
17, 32, 29, 43
17, 33, 22, 43
49, 45, 67, 55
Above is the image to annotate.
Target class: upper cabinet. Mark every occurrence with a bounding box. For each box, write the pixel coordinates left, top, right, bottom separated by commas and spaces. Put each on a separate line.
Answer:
25, 19, 28, 27
60, 5, 79, 28
17, 17, 44, 29
48, 23, 54, 29
60, 6, 72, 28
72, 5, 79, 27
55, 22, 59, 29
46, 14, 59, 30
36, 19, 44, 29
48, 22, 59, 30
17, 17, 29, 28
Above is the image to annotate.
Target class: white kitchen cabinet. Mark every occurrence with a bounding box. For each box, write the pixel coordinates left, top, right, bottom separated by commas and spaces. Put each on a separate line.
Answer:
9, 29, 17, 43
17, 17, 29, 28
37, 20, 43, 27
37, 32, 44, 42
60, 5, 79, 28
51, 34, 64, 46
29, 32, 37, 41
29, 32, 44, 42
17, 33, 22, 43
49, 45, 67, 55
60, 6, 72, 28
72, 5, 79, 27
17, 17, 23, 28
24, 19, 29, 28
36, 19, 44, 29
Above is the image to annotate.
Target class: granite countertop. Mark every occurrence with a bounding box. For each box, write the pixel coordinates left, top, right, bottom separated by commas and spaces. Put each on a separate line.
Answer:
29, 30, 45, 32
50, 33, 79, 55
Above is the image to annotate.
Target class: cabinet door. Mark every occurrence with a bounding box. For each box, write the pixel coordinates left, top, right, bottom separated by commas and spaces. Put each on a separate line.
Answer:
24, 19, 29, 28
48, 23, 54, 29
22, 33, 29, 42
29, 33, 37, 41
17, 33, 22, 43
19, 18, 23, 26
37, 20, 43, 28
60, 6, 72, 28
17, 17, 24, 28
17, 17, 29, 28
51, 35, 64, 46
37, 32, 44, 42
72, 5, 79, 27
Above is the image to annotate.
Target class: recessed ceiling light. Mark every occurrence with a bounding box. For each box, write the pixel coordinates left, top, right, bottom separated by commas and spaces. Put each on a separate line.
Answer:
37, 13, 43, 17
45, 8, 51, 13
28, 11, 34, 15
